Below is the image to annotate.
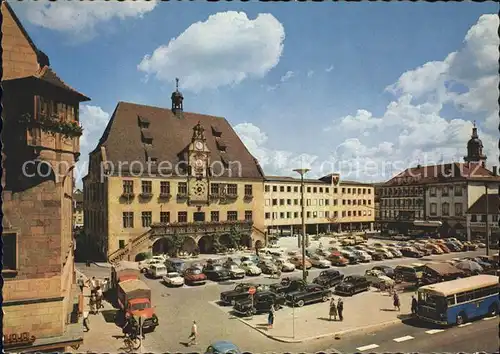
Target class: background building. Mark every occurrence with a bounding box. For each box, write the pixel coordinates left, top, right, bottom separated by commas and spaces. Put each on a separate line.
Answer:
466, 194, 499, 243
264, 174, 375, 235
73, 189, 84, 229
83, 84, 266, 262
1, 2, 88, 351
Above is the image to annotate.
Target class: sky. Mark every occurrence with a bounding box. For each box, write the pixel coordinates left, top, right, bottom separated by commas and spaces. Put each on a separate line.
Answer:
11, 1, 499, 188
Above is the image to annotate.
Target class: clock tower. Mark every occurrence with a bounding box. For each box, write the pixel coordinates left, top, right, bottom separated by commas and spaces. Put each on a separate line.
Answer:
188, 121, 210, 206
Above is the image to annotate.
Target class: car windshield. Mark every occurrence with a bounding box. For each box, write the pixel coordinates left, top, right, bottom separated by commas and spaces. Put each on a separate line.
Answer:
188, 268, 201, 275
418, 291, 447, 310
167, 272, 180, 277
213, 266, 223, 271
130, 302, 151, 311
344, 276, 353, 282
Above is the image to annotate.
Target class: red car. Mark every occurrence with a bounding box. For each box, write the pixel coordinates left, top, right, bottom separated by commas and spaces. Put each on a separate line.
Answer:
183, 267, 207, 286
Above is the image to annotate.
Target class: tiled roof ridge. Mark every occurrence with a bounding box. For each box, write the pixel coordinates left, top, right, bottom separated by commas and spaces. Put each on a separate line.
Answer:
117, 101, 227, 120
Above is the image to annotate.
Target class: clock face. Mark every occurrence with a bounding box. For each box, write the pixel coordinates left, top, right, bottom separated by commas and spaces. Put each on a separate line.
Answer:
195, 159, 204, 169
191, 181, 207, 196
195, 141, 204, 150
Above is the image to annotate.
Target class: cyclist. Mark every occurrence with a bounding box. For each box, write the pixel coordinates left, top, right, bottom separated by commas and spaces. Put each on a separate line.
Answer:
122, 317, 139, 340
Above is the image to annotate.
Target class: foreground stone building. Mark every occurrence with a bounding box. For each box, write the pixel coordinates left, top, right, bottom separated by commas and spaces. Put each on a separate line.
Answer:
83, 81, 266, 262
264, 175, 375, 235
2, 2, 89, 351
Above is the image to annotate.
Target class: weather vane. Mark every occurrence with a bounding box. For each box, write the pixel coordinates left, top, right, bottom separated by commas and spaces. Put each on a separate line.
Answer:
175, 77, 179, 91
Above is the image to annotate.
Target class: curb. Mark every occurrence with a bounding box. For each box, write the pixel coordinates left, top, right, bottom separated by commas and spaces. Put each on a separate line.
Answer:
236, 314, 413, 343
93, 262, 112, 268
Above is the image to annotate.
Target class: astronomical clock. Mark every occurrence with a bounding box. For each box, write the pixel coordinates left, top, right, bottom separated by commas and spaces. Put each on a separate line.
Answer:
188, 122, 210, 205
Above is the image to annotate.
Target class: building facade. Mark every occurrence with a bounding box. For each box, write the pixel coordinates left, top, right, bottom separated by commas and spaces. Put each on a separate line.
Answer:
1, 2, 89, 351
83, 84, 266, 262
377, 125, 500, 238
466, 194, 500, 243
73, 189, 84, 229
263, 174, 375, 235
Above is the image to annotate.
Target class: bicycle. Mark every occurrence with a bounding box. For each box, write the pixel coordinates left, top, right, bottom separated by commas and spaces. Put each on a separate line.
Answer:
122, 332, 142, 352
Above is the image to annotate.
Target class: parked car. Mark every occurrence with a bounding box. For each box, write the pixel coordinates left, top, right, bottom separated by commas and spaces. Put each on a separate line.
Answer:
435, 243, 450, 253
204, 341, 241, 354
162, 272, 185, 287
138, 258, 163, 273
288, 256, 312, 269
371, 265, 395, 278
273, 257, 296, 272
220, 283, 270, 306
394, 264, 424, 283
315, 248, 331, 258
327, 253, 349, 266
312, 269, 344, 288
445, 242, 462, 252
165, 258, 187, 274
240, 255, 259, 264
203, 264, 231, 281
352, 250, 372, 262
424, 243, 443, 255
400, 247, 423, 258
364, 269, 395, 289
270, 277, 307, 294
413, 244, 432, 256
340, 251, 360, 264
386, 247, 403, 258
184, 267, 207, 286
462, 242, 478, 251
375, 248, 394, 259
464, 257, 492, 270
257, 261, 279, 275
146, 264, 169, 279
334, 275, 370, 296
232, 291, 286, 317
223, 263, 246, 279
240, 260, 262, 276
191, 262, 205, 271
309, 255, 332, 268
286, 284, 332, 307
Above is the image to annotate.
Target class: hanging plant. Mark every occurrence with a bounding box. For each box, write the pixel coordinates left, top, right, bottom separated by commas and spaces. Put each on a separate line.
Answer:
19, 113, 83, 138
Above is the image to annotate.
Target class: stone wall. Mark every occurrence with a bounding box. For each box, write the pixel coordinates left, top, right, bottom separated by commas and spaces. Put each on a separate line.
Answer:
4, 300, 64, 338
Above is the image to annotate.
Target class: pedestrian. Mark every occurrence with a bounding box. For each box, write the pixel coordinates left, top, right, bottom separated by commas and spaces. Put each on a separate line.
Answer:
337, 298, 344, 321
329, 298, 338, 321
77, 275, 85, 292
89, 293, 98, 314
411, 295, 418, 315
187, 320, 197, 346
393, 292, 401, 311
96, 286, 103, 309
267, 304, 275, 329
83, 311, 90, 332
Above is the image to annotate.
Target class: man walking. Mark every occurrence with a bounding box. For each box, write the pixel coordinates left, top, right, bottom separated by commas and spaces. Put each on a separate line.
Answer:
337, 298, 344, 321
187, 320, 198, 346
77, 275, 85, 292
83, 311, 90, 332
393, 292, 401, 311
411, 295, 418, 315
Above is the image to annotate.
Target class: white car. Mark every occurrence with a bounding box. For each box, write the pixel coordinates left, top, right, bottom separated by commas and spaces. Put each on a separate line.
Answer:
162, 272, 185, 287
240, 260, 262, 276
224, 263, 246, 279
308, 255, 331, 268
139, 259, 163, 273
274, 258, 296, 272
376, 248, 394, 259
353, 250, 372, 262
386, 247, 403, 258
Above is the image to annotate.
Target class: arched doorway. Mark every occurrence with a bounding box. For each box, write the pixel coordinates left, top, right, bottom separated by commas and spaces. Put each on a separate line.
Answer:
254, 240, 264, 250
218, 233, 231, 247
181, 237, 197, 255
240, 234, 252, 249
152, 237, 173, 256
198, 235, 214, 254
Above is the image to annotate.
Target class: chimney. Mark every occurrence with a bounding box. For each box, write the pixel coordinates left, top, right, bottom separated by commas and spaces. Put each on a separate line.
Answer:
493, 166, 497, 176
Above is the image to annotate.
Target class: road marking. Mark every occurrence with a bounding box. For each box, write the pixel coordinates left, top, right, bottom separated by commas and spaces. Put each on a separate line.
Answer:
483, 317, 496, 321
458, 322, 472, 327
425, 329, 445, 334
356, 344, 379, 351
393, 335, 414, 342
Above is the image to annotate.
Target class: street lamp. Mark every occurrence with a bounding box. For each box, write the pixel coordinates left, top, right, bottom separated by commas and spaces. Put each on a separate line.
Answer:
293, 168, 310, 282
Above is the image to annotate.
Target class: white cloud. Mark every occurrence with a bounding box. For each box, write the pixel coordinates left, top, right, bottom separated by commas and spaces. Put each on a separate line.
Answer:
324, 14, 499, 181
280, 71, 295, 82
25, 0, 157, 39
74, 105, 110, 187
307, 70, 314, 78
325, 65, 334, 72
138, 11, 285, 92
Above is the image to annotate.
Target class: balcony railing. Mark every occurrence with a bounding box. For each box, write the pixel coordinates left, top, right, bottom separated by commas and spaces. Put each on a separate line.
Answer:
150, 220, 253, 237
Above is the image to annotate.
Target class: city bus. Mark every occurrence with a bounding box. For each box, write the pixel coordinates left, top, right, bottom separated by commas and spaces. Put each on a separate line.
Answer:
410, 220, 442, 238
416, 275, 499, 326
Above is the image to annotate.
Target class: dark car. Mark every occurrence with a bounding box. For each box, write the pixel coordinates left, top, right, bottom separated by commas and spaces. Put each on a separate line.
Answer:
220, 283, 270, 306
286, 284, 332, 307
400, 247, 424, 258
371, 265, 395, 278
340, 251, 359, 264
312, 269, 344, 288
394, 264, 424, 283
445, 242, 461, 252
257, 261, 278, 275
364, 249, 384, 261
203, 264, 231, 281
232, 291, 286, 317
270, 277, 306, 294
334, 275, 370, 296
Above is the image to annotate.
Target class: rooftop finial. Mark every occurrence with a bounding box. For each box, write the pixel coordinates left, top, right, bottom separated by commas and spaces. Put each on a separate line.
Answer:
175, 77, 179, 91
473, 120, 476, 128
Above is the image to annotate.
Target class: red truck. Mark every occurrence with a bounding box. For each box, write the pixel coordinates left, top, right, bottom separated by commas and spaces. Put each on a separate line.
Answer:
111, 261, 159, 332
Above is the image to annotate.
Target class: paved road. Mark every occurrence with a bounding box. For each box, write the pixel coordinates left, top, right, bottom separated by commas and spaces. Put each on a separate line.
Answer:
326, 315, 499, 353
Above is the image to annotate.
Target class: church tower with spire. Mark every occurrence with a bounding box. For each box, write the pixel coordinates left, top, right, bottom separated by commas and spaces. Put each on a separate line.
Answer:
464, 121, 487, 167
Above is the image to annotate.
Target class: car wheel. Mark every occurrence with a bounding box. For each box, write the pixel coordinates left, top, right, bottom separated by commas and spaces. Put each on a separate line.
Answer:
350, 289, 355, 296
296, 299, 305, 307
246, 310, 253, 317
456, 312, 467, 325
488, 303, 498, 317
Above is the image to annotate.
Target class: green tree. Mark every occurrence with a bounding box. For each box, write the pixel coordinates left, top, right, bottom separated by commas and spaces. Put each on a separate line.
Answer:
170, 233, 186, 257
228, 226, 242, 249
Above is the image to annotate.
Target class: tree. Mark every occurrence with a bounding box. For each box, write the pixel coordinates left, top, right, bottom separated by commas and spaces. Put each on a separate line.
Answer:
228, 226, 242, 249
170, 233, 186, 257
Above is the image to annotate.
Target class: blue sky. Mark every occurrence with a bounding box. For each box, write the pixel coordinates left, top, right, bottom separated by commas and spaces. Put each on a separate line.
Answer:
11, 1, 499, 187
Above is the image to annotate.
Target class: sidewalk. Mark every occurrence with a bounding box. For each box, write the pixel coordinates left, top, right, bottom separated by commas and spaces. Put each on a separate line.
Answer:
222, 289, 415, 343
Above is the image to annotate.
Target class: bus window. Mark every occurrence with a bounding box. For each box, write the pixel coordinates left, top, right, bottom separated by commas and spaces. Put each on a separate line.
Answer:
446, 296, 455, 306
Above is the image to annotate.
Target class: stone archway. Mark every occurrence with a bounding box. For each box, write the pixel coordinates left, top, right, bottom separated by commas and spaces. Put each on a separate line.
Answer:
255, 240, 264, 250
181, 237, 197, 255
152, 237, 173, 256
218, 233, 231, 247
240, 234, 252, 249
198, 235, 214, 254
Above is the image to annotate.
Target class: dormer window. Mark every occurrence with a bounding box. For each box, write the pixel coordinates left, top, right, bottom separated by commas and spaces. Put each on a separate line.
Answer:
211, 125, 222, 137
216, 138, 227, 152
141, 129, 153, 144
138, 115, 150, 128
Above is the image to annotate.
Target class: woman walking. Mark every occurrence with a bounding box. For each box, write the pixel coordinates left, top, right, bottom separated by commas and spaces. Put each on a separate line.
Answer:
337, 298, 344, 321
393, 292, 401, 311
267, 304, 275, 329
329, 298, 338, 321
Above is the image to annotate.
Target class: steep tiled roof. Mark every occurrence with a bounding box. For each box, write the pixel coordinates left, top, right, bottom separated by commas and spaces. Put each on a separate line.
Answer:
95, 102, 265, 179
34, 66, 90, 100
383, 162, 500, 186
467, 194, 500, 214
